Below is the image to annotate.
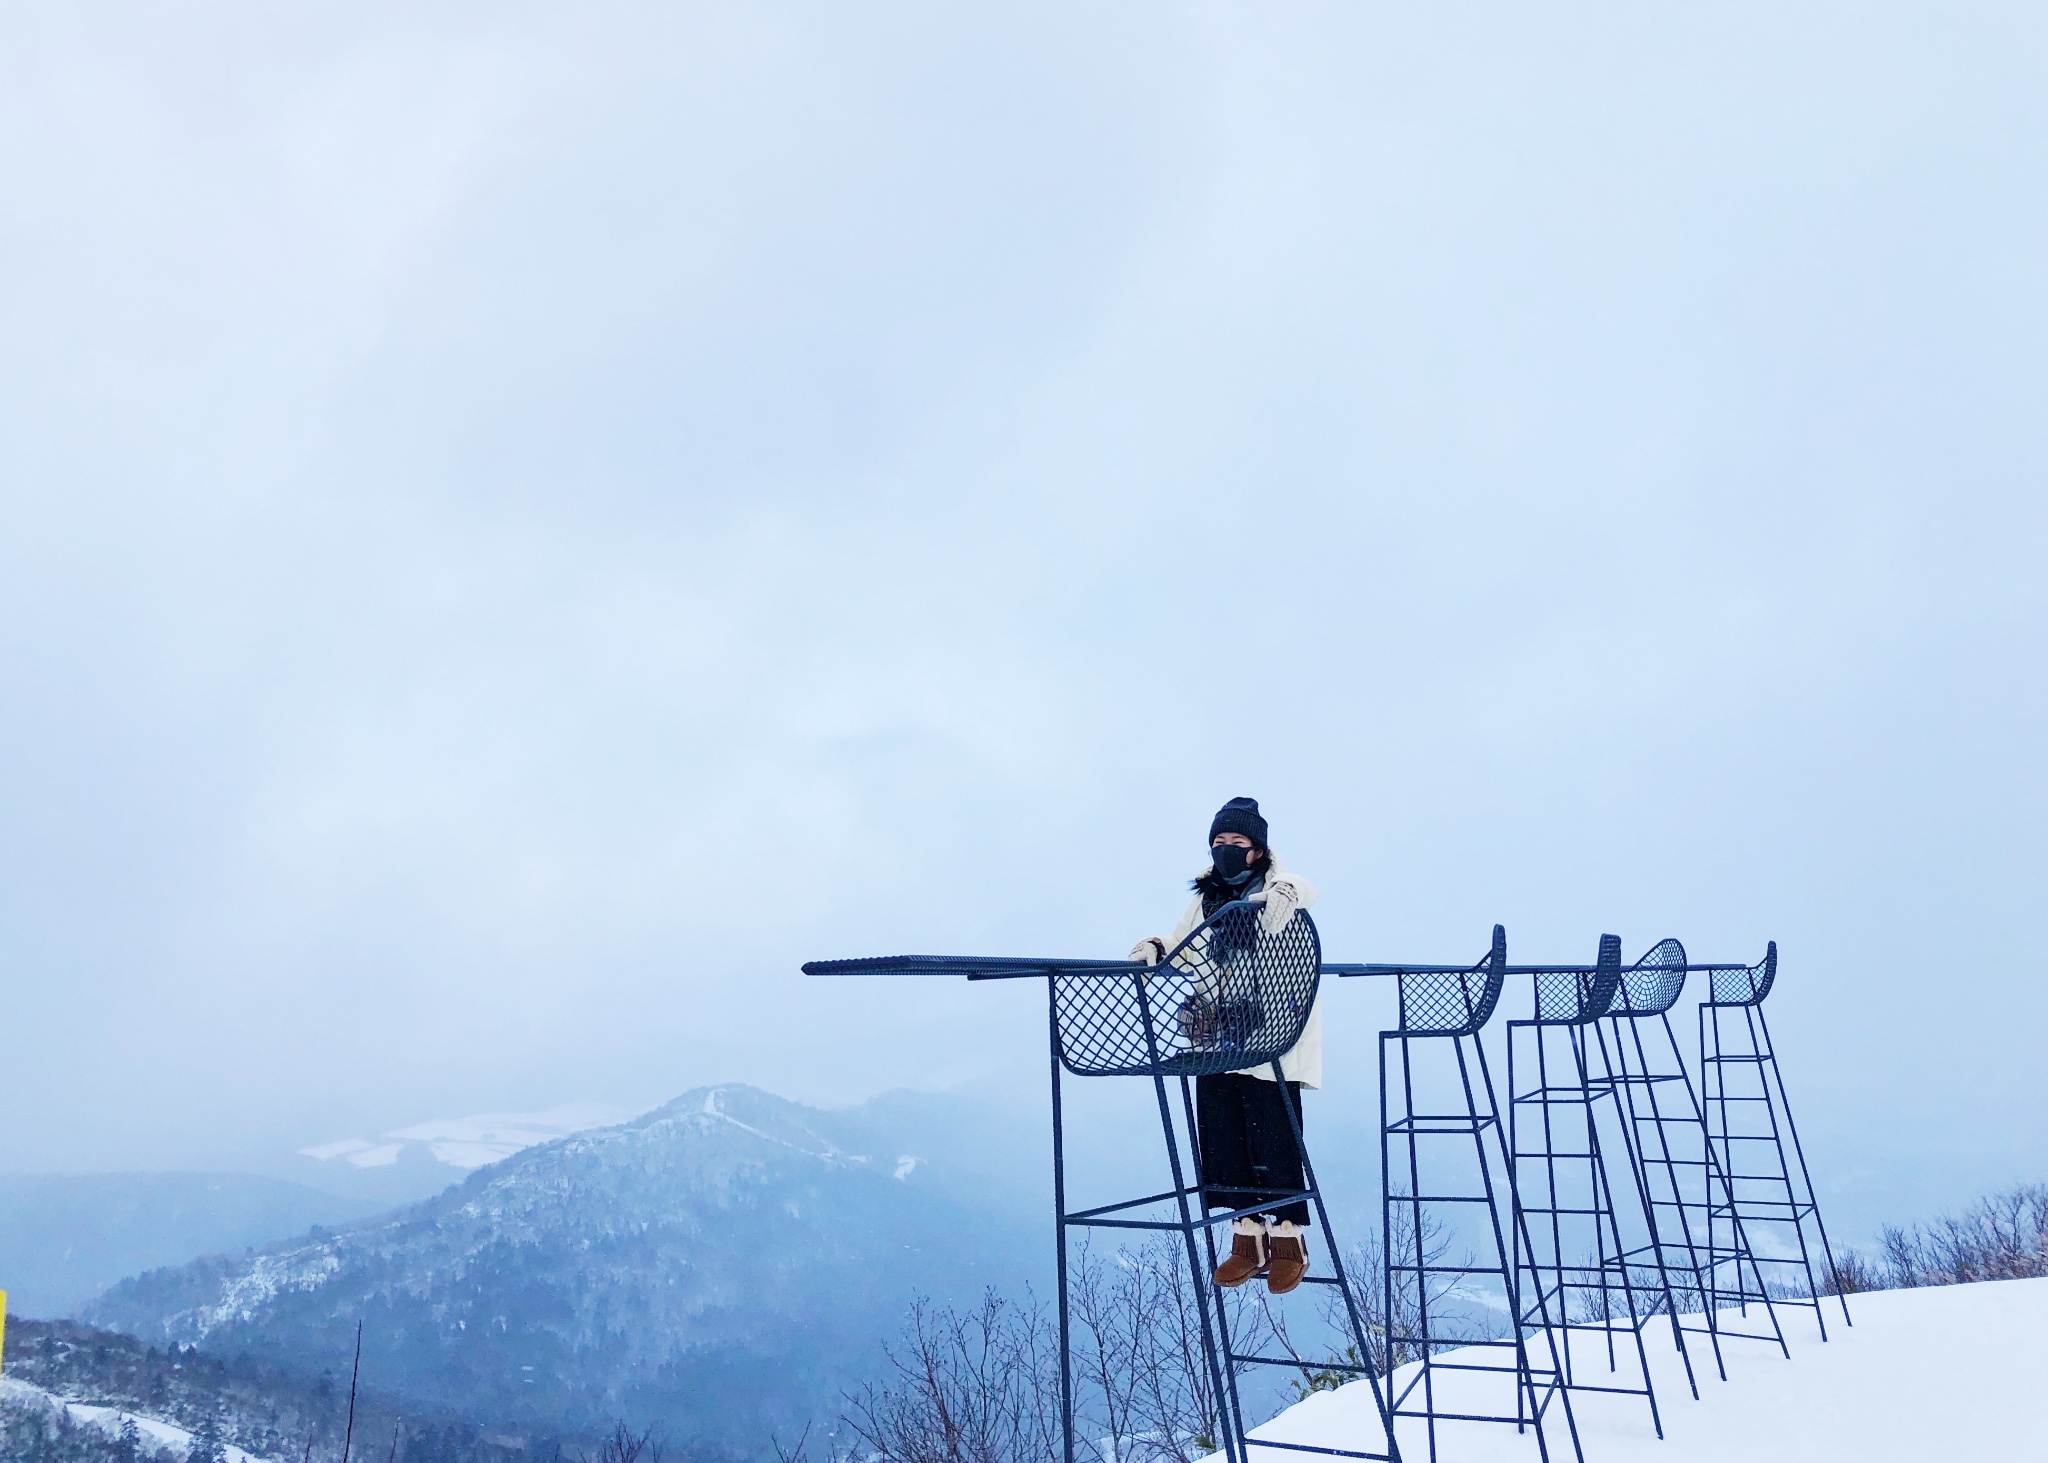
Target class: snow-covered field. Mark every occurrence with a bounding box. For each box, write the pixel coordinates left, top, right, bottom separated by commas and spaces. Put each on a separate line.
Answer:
299, 1100, 637, 1170
0, 1375, 269, 1463
1247, 1278, 2048, 1462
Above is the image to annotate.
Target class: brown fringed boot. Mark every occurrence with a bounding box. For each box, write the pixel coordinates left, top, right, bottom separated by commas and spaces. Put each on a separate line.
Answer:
1265, 1221, 1309, 1295
1213, 1218, 1268, 1287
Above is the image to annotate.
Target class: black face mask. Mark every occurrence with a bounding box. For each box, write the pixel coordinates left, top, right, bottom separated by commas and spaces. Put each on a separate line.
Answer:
1211, 843, 1260, 887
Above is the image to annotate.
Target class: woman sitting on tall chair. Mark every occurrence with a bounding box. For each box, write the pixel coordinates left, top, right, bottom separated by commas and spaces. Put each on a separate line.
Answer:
1130, 797, 1320, 1295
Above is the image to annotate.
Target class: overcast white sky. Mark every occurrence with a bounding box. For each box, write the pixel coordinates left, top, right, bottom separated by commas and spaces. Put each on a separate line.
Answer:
1, 2, 2041, 1233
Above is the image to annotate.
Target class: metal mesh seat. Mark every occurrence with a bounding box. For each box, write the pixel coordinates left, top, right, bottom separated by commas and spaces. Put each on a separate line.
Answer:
1395, 925, 1507, 1035
1530, 936, 1622, 1024
1053, 901, 1319, 1078
1612, 937, 1688, 1016
1707, 941, 1777, 1006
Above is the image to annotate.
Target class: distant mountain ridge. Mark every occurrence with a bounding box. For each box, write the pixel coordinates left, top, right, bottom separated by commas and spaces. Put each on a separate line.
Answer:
0, 1174, 380, 1317
84, 1084, 1043, 1460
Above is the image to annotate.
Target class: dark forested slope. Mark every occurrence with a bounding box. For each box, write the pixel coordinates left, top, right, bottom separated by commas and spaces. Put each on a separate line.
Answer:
84, 1085, 1041, 1460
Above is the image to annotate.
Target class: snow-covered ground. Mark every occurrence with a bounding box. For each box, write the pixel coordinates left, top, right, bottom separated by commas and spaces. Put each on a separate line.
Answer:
0, 1375, 270, 1462
1246, 1278, 2048, 1462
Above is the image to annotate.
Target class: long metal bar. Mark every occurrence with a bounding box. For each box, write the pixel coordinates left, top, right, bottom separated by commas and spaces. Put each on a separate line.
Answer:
1756, 1003, 1853, 1330
1139, 973, 1243, 1463
1334, 963, 1750, 978
811, 956, 1756, 979
1049, 978, 1076, 1463
1273, 1058, 1402, 1460
810, 957, 1407, 980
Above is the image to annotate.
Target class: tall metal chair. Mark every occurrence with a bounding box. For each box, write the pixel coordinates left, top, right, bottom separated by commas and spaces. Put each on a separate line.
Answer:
1593, 939, 1787, 1380
1698, 942, 1852, 1337
809, 907, 1402, 1463
1373, 926, 1579, 1463
1505, 936, 1666, 1433
1048, 900, 1401, 1463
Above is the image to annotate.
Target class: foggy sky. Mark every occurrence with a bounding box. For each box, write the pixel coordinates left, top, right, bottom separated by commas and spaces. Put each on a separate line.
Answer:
1, 2, 2042, 1238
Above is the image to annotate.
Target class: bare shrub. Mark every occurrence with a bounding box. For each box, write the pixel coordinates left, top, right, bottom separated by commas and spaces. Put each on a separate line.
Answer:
1068, 1235, 1275, 1463
1262, 1205, 1477, 1394
580, 1423, 664, 1463
1820, 1247, 1885, 1296
1879, 1183, 2048, 1289
838, 1238, 1284, 1463
841, 1291, 1062, 1463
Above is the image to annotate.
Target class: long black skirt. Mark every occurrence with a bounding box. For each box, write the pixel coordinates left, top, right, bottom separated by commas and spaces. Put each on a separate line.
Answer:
1195, 1072, 1310, 1227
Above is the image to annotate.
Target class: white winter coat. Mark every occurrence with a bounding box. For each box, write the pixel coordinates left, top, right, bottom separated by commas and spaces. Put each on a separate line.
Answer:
1137, 853, 1323, 1089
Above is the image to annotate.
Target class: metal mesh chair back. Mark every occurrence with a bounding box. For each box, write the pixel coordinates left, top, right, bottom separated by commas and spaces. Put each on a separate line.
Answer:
1708, 940, 1777, 1006
1395, 924, 1507, 1035
1052, 902, 1320, 1078
1613, 937, 1689, 1016
1532, 933, 1623, 1023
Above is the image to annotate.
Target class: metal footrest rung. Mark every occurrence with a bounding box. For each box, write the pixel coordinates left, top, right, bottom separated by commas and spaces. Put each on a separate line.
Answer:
1718, 1179, 1815, 1195
1390, 1407, 1550, 1428
1384, 1114, 1498, 1134
1701, 1246, 1796, 1266
1513, 1091, 1602, 1106
1067, 1188, 1315, 1231
1520, 1310, 1658, 1335
1558, 1381, 1656, 1399
1703, 1201, 1802, 1219
1709, 1205, 1811, 1222
1682, 1320, 1780, 1345
1384, 1336, 1526, 1353
1530, 1311, 1658, 1330
1064, 1187, 1200, 1221
1230, 1353, 1376, 1374
1242, 1440, 1395, 1462
1389, 1193, 1503, 1206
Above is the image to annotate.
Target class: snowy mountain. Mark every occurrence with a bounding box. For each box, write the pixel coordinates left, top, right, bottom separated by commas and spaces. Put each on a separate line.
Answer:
83, 1085, 1043, 1460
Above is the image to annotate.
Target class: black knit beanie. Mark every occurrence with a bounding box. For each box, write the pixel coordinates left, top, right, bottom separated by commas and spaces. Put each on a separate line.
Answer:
1208, 797, 1268, 849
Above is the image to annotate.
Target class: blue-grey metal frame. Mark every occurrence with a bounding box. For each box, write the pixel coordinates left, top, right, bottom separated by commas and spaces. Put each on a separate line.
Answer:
1346, 926, 1582, 1463
1504, 935, 1667, 1435
1595, 939, 1788, 1378
809, 905, 1402, 1463
1045, 902, 1401, 1463
1698, 942, 1852, 1338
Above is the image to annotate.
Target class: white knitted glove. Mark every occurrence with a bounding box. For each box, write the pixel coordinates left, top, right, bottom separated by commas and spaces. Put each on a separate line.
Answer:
1129, 937, 1166, 966
1253, 877, 1304, 934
